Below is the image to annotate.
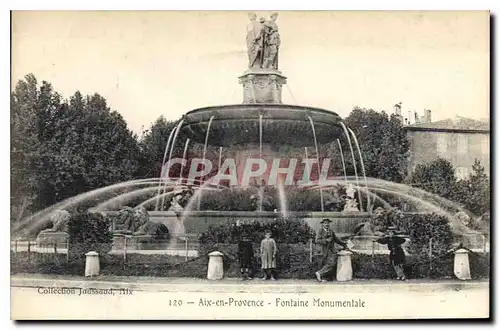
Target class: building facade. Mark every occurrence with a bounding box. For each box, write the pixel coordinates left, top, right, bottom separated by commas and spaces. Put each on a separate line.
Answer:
405, 116, 490, 180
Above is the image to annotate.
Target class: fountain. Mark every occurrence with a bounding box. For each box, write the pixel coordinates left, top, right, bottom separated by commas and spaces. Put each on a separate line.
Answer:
148, 13, 372, 244
13, 13, 488, 256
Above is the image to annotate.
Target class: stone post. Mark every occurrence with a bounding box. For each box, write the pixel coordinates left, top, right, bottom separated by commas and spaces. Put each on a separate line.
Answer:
85, 251, 100, 277
453, 248, 471, 280
207, 251, 224, 280
336, 250, 353, 282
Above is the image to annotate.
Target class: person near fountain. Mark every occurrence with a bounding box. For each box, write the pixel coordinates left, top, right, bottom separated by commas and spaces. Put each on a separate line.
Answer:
314, 218, 348, 282
238, 231, 255, 280
260, 229, 277, 280
374, 226, 407, 281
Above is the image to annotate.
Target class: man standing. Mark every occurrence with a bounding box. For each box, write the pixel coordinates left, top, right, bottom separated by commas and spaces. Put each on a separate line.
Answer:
315, 218, 347, 282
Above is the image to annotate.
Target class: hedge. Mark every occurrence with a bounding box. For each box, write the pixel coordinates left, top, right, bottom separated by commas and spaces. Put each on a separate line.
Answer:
199, 216, 314, 245
68, 211, 113, 259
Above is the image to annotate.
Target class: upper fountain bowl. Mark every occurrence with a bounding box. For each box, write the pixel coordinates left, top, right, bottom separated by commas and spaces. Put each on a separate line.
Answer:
180, 103, 344, 147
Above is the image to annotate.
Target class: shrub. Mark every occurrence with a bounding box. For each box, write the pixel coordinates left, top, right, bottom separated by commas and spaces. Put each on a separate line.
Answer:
198, 216, 314, 246
198, 189, 256, 211
68, 210, 113, 259
402, 213, 453, 258
197, 186, 345, 212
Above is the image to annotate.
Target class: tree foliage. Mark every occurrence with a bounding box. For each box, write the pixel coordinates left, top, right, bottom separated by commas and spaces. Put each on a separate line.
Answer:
452, 159, 490, 217
343, 107, 410, 182
409, 158, 457, 199
136, 116, 178, 178
11, 74, 141, 216
409, 158, 490, 217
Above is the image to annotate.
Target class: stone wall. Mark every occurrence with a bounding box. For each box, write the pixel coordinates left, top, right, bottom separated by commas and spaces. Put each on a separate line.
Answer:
406, 129, 490, 177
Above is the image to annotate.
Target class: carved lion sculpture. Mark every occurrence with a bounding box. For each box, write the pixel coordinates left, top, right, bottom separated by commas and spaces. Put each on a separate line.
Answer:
42, 209, 71, 233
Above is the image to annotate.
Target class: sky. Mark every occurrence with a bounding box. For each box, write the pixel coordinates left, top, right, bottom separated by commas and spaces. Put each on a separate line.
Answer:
11, 11, 490, 134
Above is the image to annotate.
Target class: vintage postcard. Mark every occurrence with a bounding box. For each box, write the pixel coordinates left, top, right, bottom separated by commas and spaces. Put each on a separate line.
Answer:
10, 10, 490, 320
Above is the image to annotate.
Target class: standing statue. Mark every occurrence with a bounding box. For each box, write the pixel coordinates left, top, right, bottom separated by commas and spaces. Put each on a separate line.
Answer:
246, 13, 265, 68
164, 190, 189, 239
345, 183, 356, 200
343, 183, 360, 212
262, 13, 280, 69
246, 13, 280, 70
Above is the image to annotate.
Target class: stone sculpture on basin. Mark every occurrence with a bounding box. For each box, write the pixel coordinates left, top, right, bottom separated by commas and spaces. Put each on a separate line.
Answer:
112, 206, 169, 250
36, 209, 71, 248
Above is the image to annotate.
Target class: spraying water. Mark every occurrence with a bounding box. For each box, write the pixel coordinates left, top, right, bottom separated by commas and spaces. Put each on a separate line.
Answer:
15, 178, 161, 234
277, 175, 289, 219
348, 127, 371, 212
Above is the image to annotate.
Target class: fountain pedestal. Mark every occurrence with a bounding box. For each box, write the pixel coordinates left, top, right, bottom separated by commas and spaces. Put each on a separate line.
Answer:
239, 68, 287, 104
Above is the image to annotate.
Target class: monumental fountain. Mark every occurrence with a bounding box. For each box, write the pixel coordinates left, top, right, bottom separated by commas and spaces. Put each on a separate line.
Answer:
13, 13, 487, 255
149, 12, 373, 243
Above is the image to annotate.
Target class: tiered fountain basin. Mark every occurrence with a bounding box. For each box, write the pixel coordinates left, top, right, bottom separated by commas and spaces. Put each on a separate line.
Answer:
181, 104, 344, 147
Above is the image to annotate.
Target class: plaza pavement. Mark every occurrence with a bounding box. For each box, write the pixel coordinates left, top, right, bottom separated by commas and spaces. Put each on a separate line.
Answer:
11, 274, 490, 319
10, 273, 489, 294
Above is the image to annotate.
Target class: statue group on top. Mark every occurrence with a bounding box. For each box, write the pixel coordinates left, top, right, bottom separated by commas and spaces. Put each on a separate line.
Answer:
246, 13, 280, 70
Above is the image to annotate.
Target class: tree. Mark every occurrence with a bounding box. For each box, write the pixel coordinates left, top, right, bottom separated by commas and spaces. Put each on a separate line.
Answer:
11, 74, 64, 219
136, 116, 178, 178
452, 159, 490, 217
137, 116, 204, 179
36, 92, 142, 207
11, 74, 142, 214
343, 107, 410, 182
409, 158, 457, 199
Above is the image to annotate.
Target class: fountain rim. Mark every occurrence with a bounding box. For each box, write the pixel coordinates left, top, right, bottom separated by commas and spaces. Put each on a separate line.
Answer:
183, 103, 344, 119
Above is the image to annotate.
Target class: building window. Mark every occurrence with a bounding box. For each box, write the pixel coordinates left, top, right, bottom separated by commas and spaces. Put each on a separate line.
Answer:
455, 167, 469, 180
481, 135, 490, 155
457, 135, 468, 155
436, 133, 447, 155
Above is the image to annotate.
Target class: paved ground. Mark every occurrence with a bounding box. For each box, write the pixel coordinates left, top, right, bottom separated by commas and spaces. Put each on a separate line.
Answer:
11, 273, 489, 294
10, 275, 490, 320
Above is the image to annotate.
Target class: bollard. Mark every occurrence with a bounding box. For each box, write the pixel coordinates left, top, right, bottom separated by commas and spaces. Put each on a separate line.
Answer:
85, 251, 100, 277
453, 248, 471, 280
336, 250, 353, 282
207, 251, 224, 280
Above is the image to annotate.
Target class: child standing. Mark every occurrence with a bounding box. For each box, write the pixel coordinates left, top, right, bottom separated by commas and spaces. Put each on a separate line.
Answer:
375, 226, 407, 280
238, 232, 254, 280
260, 229, 277, 280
